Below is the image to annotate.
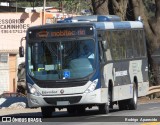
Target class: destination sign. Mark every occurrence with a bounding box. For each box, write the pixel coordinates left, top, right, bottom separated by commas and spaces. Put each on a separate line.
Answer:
51, 29, 86, 37
36, 30, 49, 38
28, 26, 94, 39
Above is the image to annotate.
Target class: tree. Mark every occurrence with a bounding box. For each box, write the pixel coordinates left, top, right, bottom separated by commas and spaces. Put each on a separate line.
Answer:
131, 0, 160, 86
91, 0, 128, 20
90, 0, 160, 86
16, 0, 59, 8
17, 0, 89, 14
91, 0, 109, 15
62, 0, 91, 14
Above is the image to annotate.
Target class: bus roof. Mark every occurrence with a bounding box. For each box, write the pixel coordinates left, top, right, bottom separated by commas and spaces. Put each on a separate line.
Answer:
94, 21, 143, 29
28, 15, 143, 31
28, 21, 143, 31
56, 15, 144, 30
57, 15, 121, 23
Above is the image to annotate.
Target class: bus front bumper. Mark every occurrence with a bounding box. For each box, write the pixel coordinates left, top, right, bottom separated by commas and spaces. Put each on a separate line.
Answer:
27, 88, 108, 108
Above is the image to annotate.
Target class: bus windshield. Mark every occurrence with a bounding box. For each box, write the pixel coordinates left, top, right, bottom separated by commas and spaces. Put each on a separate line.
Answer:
27, 39, 95, 80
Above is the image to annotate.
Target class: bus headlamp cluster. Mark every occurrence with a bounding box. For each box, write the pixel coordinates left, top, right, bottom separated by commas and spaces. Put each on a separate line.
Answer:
85, 79, 98, 93
28, 84, 41, 96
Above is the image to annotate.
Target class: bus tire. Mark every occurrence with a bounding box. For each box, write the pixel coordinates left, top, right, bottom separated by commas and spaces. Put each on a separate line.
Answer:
118, 100, 127, 110
41, 106, 54, 118
98, 103, 109, 114
108, 89, 113, 109
98, 88, 111, 114
128, 83, 138, 110
77, 106, 85, 114
67, 107, 76, 114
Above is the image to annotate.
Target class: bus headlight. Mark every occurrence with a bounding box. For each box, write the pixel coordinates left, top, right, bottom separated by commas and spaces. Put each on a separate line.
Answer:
85, 79, 98, 93
28, 84, 41, 96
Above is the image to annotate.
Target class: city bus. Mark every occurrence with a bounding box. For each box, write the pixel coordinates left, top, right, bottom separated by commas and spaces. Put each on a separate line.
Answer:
19, 15, 149, 118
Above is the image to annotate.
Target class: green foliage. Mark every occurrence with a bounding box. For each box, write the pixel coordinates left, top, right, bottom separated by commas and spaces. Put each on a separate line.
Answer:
16, 0, 90, 13
63, 0, 91, 14
17, 2, 30, 7
16, 0, 59, 7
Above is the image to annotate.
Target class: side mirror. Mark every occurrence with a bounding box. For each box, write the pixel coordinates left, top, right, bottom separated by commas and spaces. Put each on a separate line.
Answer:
19, 46, 24, 57
102, 40, 107, 51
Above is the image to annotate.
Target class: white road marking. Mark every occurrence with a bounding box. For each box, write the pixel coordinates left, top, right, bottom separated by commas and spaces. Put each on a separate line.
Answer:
139, 102, 160, 105
85, 114, 110, 119
149, 107, 159, 110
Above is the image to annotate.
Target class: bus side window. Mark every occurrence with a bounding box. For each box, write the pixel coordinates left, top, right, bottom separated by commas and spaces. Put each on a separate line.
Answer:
111, 31, 120, 60
126, 31, 134, 58
98, 31, 105, 62
105, 31, 112, 61
139, 30, 146, 57
118, 31, 126, 59
132, 30, 141, 58
126, 49, 133, 58
98, 31, 112, 62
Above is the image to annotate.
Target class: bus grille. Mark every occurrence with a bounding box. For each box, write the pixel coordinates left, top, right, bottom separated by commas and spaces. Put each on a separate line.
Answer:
35, 80, 88, 88
43, 96, 82, 105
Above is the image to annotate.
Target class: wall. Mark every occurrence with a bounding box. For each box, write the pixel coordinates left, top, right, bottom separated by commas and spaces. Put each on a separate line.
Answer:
0, 12, 43, 94
0, 12, 43, 51
0, 54, 9, 94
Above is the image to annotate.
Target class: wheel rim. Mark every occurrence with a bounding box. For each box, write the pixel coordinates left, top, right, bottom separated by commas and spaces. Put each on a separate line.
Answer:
108, 93, 110, 106
133, 86, 137, 104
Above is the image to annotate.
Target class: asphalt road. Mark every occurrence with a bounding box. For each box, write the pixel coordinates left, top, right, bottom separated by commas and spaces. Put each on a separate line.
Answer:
1, 102, 160, 125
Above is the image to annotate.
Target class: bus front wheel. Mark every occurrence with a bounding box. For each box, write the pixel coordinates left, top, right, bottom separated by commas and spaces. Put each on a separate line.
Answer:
98, 89, 110, 114
98, 103, 109, 114
67, 107, 76, 114
41, 106, 54, 118
77, 106, 85, 114
118, 100, 128, 110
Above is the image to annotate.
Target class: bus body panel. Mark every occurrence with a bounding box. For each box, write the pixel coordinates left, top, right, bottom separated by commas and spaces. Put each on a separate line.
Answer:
103, 59, 149, 101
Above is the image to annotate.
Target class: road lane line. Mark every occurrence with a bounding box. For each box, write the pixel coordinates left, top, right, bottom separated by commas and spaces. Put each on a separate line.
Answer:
85, 114, 110, 119
141, 122, 160, 125
139, 102, 160, 105
149, 107, 159, 110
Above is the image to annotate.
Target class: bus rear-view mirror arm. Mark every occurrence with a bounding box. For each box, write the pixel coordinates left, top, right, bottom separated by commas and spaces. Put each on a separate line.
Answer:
19, 37, 26, 57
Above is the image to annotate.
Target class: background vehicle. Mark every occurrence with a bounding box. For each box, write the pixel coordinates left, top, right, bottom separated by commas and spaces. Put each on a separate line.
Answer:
17, 62, 26, 95
19, 15, 149, 118
0, 91, 25, 98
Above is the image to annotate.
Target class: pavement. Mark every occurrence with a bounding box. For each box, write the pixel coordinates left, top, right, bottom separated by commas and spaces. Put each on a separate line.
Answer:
0, 96, 160, 110
138, 96, 160, 104
0, 97, 27, 109
0, 96, 160, 117
0, 98, 160, 125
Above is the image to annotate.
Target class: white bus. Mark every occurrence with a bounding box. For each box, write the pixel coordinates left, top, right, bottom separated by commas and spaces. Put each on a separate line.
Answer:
19, 15, 149, 118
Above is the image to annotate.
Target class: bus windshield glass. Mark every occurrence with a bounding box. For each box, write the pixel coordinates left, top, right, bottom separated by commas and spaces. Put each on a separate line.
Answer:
27, 39, 95, 80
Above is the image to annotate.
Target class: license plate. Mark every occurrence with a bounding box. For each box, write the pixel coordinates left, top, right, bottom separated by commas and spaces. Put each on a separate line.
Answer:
57, 101, 69, 106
